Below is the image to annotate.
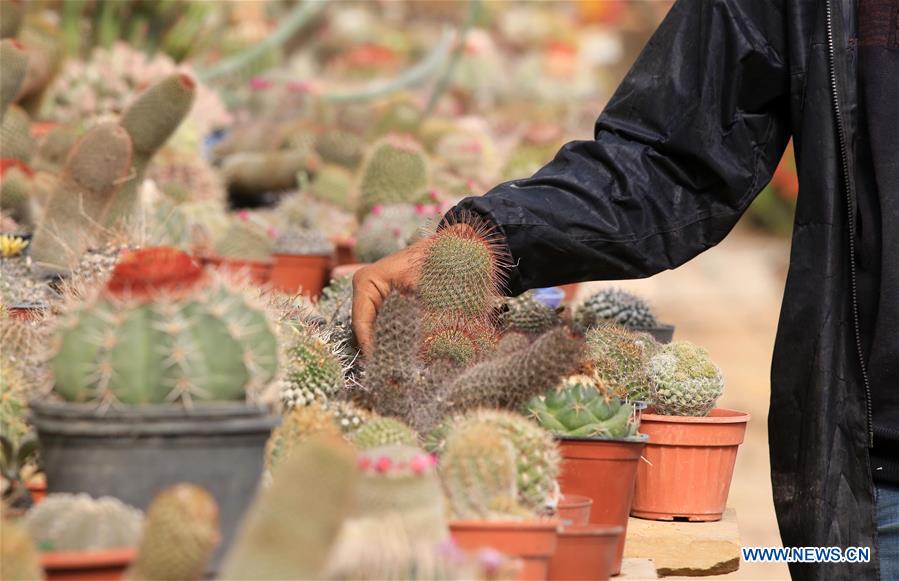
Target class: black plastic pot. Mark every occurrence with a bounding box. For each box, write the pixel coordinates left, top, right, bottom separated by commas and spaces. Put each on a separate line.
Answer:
632, 323, 675, 344
30, 401, 277, 572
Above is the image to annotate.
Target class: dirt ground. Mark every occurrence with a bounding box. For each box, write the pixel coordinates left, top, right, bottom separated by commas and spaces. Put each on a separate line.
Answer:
578, 220, 792, 580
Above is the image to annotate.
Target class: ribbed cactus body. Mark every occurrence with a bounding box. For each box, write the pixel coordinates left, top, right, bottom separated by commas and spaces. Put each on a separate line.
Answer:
0, 39, 27, 119
0, 105, 33, 161
51, 273, 279, 405
129, 484, 220, 581
586, 324, 655, 401
0, 357, 28, 445
350, 417, 418, 449
266, 403, 342, 473
279, 332, 345, 410
528, 377, 637, 439
24, 493, 143, 551
0, 519, 43, 581
648, 341, 724, 417
502, 290, 561, 335
574, 288, 659, 331
309, 163, 355, 211
357, 135, 429, 218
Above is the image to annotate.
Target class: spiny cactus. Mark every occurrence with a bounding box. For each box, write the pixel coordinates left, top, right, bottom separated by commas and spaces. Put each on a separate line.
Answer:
0, 105, 33, 161
51, 257, 280, 405
276, 190, 357, 240
25, 493, 143, 551
354, 203, 435, 264
273, 228, 333, 256
103, 73, 197, 229
586, 324, 657, 402
0, 357, 29, 447
573, 288, 659, 331
221, 437, 358, 580
316, 275, 360, 366
222, 149, 319, 196
350, 417, 418, 449
279, 331, 345, 410
440, 422, 530, 520
648, 341, 724, 417
148, 149, 226, 205
421, 318, 497, 365
0, 165, 34, 227
32, 123, 80, 173
323, 400, 372, 434
0, 2, 24, 40
528, 376, 638, 439
434, 127, 501, 184
501, 290, 561, 335
266, 403, 342, 473
214, 213, 275, 261
29, 122, 134, 275
315, 130, 365, 168
0, 518, 43, 581
128, 484, 220, 581
0, 39, 27, 119
308, 164, 355, 211
357, 135, 430, 218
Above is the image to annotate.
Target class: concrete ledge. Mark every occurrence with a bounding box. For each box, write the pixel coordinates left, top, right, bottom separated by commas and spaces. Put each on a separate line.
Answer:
623, 508, 740, 577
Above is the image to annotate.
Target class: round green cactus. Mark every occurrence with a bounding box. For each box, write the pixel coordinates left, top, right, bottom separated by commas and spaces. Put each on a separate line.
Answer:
357, 135, 430, 218
586, 324, 656, 402
527, 376, 637, 439
51, 272, 280, 405
279, 331, 346, 410
350, 416, 418, 450
573, 288, 659, 331
648, 341, 724, 417
421, 318, 497, 365
25, 493, 143, 551
501, 290, 561, 335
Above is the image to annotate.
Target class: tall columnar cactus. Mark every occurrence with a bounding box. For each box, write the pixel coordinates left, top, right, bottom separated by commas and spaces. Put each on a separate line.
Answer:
279, 331, 346, 410
128, 484, 220, 581
221, 437, 358, 580
0, 105, 33, 161
501, 290, 561, 335
357, 135, 430, 218
0, 39, 27, 119
214, 213, 275, 261
308, 163, 355, 211
573, 288, 659, 331
24, 493, 143, 551
266, 403, 342, 473
51, 261, 280, 405
586, 324, 656, 401
0, 519, 43, 581
440, 422, 530, 520
648, 341, 724, 417
102, 73, 196, 229
222, 149, 319, 196
350, 417, 418, 450
29, 122, 134, 275
528, 377, 638, 439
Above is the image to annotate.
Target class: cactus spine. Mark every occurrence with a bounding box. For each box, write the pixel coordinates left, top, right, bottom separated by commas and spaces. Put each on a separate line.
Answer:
528, 377, 638, 439
648, 341, 724, 417
357, 135, 430, 218
586, 324, 656, 402
266, 403, 342, 473
350, 417, 418, 449
279, 330, 346, 410
24, 493, 143, 551
502, 290, 561, 335
574, 288, 659, 331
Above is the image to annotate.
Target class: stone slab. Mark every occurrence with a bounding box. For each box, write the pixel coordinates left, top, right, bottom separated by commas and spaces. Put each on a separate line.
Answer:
618, 558, 659, 579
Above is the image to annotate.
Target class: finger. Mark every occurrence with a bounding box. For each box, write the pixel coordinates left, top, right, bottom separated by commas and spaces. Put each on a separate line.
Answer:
352, 273, 379, 358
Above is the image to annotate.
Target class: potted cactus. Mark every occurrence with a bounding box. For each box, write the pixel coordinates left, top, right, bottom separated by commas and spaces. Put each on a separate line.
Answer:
30, 247, 280, 570
269, 227, 334, 297
573, 288, 675, 343
632, 341, 750, 521
206, 211, 275, 284
526, 377, 645, 576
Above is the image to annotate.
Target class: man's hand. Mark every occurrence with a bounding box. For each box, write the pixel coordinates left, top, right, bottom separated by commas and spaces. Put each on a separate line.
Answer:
351, 243, 424, 358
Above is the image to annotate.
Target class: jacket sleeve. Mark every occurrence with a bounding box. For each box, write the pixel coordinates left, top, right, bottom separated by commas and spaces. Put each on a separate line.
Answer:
452, 0, 792, 295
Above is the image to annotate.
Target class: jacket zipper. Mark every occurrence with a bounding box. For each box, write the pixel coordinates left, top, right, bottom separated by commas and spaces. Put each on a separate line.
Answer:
824, 0, 874, 448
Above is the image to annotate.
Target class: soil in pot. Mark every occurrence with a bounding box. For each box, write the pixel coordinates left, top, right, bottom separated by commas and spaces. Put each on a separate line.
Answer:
270, 253, 331, 296
557, 437, 646, 576
201, 256, 272, 285
40, 547, 136, 581
450, 520, 558, 581
547, 525, 623, 581
556, 494, 592, 527
632, 408, 749, 521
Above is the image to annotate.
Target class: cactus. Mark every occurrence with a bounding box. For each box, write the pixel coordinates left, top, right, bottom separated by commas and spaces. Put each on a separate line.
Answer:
317, 274, 359, 365
128, 484, 219, 581
266, 404, 342, 473
350, 417, 418, 449
148, 149, 226, 204
501, 290, 561, 335
354, 203, 435, 264
25, 493, 143, 551
373, 95, 422, 137
272, 227, 333, 256
222, 149, 319, 196
648, 341, 724, 417
434, 127, 501, 184
279, 331, 346, 410
0, 357, 29, 446
357, 135, 430, 218
0, 105, 33, 161
573, 288, 659, 331
421, 318, 497, 365
308, 163, 355, 211
214, 213, 275, 261
0, 166, 34, 227
51, 262, 280, 405
323, 400, 372, 434
0, 39, 27, 119
29, 122, 134, 275
221, 437, 358, 580
440, 422, 530, 520
586, 324, 657, 402
527, 376, 638, 439
315, 130, 365, 168
0, 1, 23, 39
0, 519, 43, 581
32, 124, 81, 173
276, 190, 357, 240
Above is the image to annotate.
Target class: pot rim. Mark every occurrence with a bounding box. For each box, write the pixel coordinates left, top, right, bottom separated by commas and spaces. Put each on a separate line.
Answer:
40, 546, 137, 568
201, 255, 274, 267
558, 494, 593, 508
556, 433, 648, 444
557, 524, 624, 537
272, 252, 332, 259
641, 408, 751, 424
449, 519, 559, 532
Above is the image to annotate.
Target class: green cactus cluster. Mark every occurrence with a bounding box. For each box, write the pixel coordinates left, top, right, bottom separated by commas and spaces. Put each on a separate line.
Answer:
0, 165, 34, 227
573, 288, 659, 331
308, 163, 355, 211
648, 341, 724, 417
354, 203, 433, 264
528, 376, 638, 439
501, 290, 561, 335
128, 484, 220, 581
24, 493, 143, 551
214, 213, 275, 261
272, 227, 334, 257
279, 331, 346, 410
357, 135, 430, 218
148, 149, 226, 204
51, 270, 280, 405
586, 324, 657, 402
350, 417, 418, 449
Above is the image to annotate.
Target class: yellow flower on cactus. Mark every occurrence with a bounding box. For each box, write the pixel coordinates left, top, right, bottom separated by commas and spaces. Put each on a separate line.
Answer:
0, 235, 28, 258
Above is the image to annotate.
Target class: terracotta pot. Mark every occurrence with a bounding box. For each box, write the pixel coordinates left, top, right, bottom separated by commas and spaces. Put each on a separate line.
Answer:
450, 520, 559, 581
334, 238, 357, 266
41, 547, 136, 581
547, 525, 623, 581
556, 494, 592, 527
632, 408, 750, 522
557, 438, 646, 576
331, 263, 367, 280
270, 253, 332, 297
26, 476, 47, 504
201, 256, 272, 285
7, 303, 46, 320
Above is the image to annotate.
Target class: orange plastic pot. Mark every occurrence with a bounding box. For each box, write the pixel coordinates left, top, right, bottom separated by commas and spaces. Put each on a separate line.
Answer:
26, 477, 47, 504
547, 525, 623, 581
450, 520, 559, 581
556, 495, 592, 527
557, 438, 645, 575
41, 547, 136, 581
270, 253, 332, 297
334, 238, 357, 266
632, 408, 749, 521
331, 263, 366, 280
201, 256, 272, 285
7, 305, 46, 320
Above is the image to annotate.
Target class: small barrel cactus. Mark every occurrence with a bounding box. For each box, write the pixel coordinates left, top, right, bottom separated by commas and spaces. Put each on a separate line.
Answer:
272, 228, 334, 257
527, 376, 638, 439
266, 403, 342, 473
501, 290, 561, 335
214, 213, 275, 261
586, 324, 657, 402
357, 134, 430, 218
323, 400, 372, 434
421, 318, 497, 365
354, 203, 434, 264
128, 484, 220, 581
648, 341, 724, 417
279, 331, 346, 410
350, 417, 418, 450
24, 493, 143, 551
573, 288, 659, 331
